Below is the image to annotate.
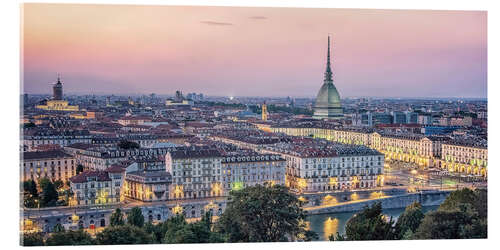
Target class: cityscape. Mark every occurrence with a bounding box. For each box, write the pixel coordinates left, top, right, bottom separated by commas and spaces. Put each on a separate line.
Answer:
20, 3, 487, 246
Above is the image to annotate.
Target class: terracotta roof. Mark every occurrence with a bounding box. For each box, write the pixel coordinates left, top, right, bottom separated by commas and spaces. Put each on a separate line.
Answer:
69, 171, 111, 183
106, 165, 126, 173
23, 150, 73, 160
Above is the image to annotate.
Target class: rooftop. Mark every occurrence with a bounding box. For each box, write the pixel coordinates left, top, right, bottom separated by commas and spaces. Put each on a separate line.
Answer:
23, 150, 73, 160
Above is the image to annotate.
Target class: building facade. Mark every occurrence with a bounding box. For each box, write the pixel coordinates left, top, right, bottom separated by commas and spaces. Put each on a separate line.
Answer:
221, 153, 286, 195
165, 148, 224, 200
440, 141, 487, 177
22, 150, 76, 183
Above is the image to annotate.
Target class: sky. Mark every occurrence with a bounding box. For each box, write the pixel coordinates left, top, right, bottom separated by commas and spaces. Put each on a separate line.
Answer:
21, 4, 487, 98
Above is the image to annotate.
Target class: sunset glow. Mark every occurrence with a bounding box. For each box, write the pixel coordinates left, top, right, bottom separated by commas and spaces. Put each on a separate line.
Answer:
22, 4, 487, 98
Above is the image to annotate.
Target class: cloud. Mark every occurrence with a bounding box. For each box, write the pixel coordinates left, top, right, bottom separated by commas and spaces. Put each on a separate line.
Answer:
249, 16, 267, 20
200, 21, 233, 26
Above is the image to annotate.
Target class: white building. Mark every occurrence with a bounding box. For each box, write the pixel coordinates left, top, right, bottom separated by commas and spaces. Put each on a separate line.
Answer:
221, 153, 286, 194
165, 148, 223, 199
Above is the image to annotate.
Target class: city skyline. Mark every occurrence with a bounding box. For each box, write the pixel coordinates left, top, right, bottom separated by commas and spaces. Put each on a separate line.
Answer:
22, 4, 487, 98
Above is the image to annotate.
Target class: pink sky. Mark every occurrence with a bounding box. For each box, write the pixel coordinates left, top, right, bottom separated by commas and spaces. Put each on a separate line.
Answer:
22, 4, 487, 98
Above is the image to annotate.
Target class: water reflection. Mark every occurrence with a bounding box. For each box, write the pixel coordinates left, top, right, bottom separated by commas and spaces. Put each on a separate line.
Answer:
322, 195, 337, 205
323, 217, 339, 240
306, 206, 438, 241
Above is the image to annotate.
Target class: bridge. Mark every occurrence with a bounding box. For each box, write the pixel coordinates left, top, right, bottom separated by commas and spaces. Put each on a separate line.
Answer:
304, 189, 451, 215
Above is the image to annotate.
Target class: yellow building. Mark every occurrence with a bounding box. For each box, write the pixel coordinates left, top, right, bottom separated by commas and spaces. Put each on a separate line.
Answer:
35, 77, 79, 111
36, 100, 79, 111
268, 126, 453, 169
441, 141, 487, 177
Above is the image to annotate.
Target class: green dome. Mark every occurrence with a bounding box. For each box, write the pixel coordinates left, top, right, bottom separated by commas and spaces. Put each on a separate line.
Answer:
314, 82, 341, 108
313, 36, 343, 120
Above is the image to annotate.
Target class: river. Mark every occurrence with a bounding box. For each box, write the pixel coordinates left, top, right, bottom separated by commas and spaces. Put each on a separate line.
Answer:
306, 205, 439, 241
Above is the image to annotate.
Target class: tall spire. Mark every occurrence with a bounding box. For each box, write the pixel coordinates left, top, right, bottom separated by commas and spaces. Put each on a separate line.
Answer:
324, 35, 333, 84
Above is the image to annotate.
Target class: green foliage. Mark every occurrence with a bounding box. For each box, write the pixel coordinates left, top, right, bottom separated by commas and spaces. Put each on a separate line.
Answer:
163, 213, 225, 244
414, 188, 487, 239
23, 180, 38, 198
53, 223, 65, 233
328, 232, 346, 241
53, 180, 64, 190
163, 214, 188, 243
215, 184, 313, 242
45, 230, 95, 246
472, 189, 487, 219
118, 140, 140, 150
22, 180, 39, 208
95, 224, 153, 245
401, 229, 414, 240
39, 178, 59, 207
301, 229, 319, 241
414, 203, 486, 239
144, 221, 169, 243
23, 122, 37, 129
110, 208, 125, 226
394, 201, 425, 239
439, 188, 476, 212
344, 202, 396, 241
127, 207, 145, 228
21, 232, 44, 246
76, 164, 84, 175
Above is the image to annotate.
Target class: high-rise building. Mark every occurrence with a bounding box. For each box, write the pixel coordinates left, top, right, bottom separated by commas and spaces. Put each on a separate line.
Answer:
313, 36, 343, 120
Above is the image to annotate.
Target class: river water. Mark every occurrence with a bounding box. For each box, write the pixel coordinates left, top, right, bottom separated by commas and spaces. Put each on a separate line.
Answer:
306, 206, 439, 241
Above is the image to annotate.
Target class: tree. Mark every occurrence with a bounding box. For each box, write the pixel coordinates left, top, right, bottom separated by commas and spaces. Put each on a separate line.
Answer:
414, 188, 487, 239
394, 201, 425, 239
118, 140, 140, 150
45, 230, 95, 246
110, 208, 125, 226
53, 223, 65, 233
215, 184, 314, 242
23, 122, 37, 129
53, 180, 64, 190
144, 222, 164, 243
439, 188, 476, 212
127, 207, 145, 228
472, 188, 487, 219
328, 232, 346, 241
21, 232, 44, 246
95, 225, 153, 245
76, 164, 84, 175
414, 203, 486, 239
39, 178, 59, 207
23, 180, 38, 198
22, 180, 39, 208
164, 225, 198, 244
343, 202, 395, 241
163, 214, 189, 243
163, 213, 225, 244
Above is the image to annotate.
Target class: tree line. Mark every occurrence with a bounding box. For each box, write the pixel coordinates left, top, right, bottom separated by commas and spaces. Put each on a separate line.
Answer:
329, 187, 487, 241
22, 184, 317, 246
21, 186, 486, 246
